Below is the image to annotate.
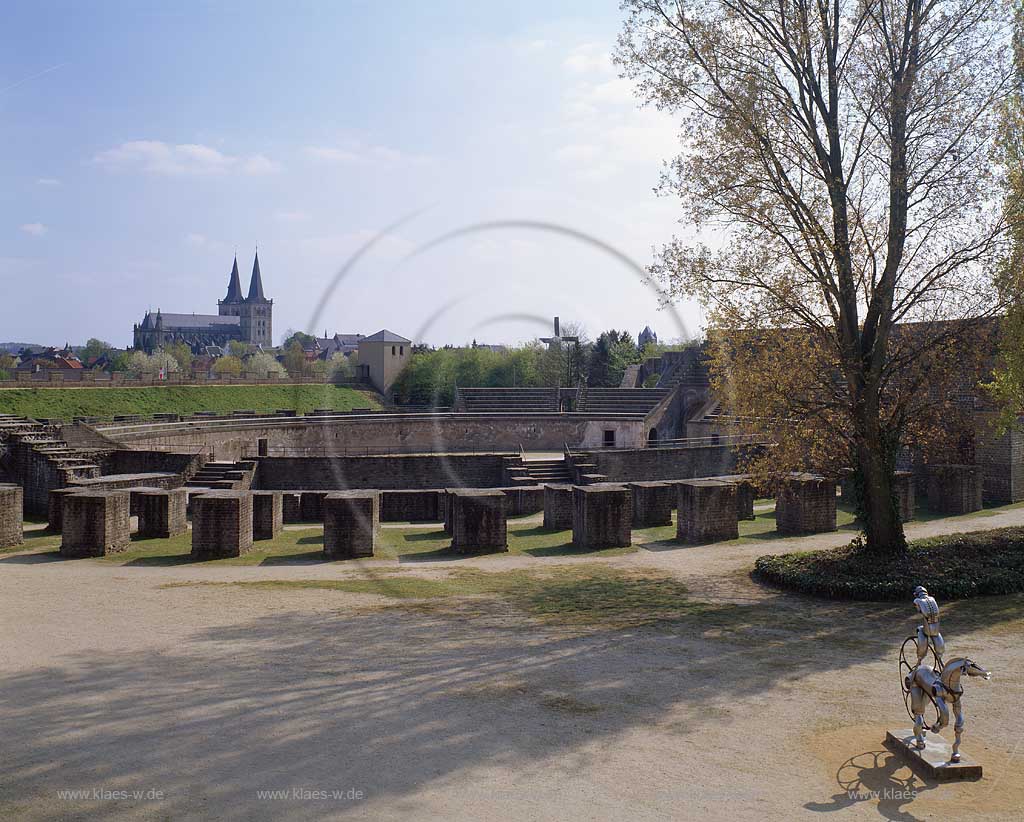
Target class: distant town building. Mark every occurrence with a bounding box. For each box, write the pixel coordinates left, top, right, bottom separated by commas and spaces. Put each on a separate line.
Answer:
133, 252, 273, 353
15, 344, 83, 372
310, 333, 364, 360
638, 325, 657, 349
357, 330, 411, 393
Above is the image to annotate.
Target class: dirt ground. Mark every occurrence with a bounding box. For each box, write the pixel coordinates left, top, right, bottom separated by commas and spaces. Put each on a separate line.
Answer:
1, 509, 1023, 821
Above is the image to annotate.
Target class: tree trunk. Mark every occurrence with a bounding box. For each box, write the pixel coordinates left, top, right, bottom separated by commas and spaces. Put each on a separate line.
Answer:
857, 428, 907, 556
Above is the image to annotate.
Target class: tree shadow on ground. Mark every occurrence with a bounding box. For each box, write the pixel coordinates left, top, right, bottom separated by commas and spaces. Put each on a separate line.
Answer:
1, 579, 1020, 820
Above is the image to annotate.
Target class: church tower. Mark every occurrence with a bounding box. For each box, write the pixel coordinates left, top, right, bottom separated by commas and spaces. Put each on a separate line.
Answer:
239, 250, 273, 346
218, 256, 244, 318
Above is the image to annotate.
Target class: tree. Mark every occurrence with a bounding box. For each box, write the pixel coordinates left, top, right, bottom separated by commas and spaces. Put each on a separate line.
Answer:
328, 353, 355, 382
212, 355, 243, 377
282, 330, 316, 350
246, 351, 287, 379
81, 338, 113, 363
0, 353, 15, 380
587, 330, 641, 387
619, 0, 1013, 554
282, 341, 307, 376
164, 342, 193, 373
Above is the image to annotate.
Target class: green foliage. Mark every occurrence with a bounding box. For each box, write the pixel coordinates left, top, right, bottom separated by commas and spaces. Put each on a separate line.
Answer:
587, 330, 642, 387
163, 342, 193, 372
212, 355, 243, 376
282, 340, 307, 376
327, 352, 355, 382
282, 330, 316, 349
754, 526, 1024, 600
0, 385, 380, 419
643, 372, 661, 387
245, 351, 287, 379
126, 351, 180, 376
81, 338, 114, 363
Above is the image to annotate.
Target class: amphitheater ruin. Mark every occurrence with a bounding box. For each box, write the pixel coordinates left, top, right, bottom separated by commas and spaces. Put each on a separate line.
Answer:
1, 345, 1021, 557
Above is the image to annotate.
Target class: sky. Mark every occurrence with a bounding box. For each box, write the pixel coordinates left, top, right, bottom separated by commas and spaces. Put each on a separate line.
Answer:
1, 0, 703, 349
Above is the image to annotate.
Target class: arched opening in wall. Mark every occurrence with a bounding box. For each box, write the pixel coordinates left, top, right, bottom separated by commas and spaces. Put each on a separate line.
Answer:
647, 428, 658, 446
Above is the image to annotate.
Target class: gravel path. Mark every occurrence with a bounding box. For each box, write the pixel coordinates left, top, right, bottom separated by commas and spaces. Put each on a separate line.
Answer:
1, 508, 1022, 820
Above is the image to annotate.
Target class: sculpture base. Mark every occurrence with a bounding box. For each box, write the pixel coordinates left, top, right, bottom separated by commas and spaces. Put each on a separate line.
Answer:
884, 729, 982, 781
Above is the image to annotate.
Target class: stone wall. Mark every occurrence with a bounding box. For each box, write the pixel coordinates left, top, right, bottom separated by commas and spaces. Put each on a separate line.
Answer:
975, 415, 1024, 504
379, 490, 444, 522
676, 480, 738, 543
926, 464, 983, 515
450, 490, 508, 554
776, 475, 837, 535
584, 444, 745, 484
323, 491, 379, 558
61, 491, 131, 557
572, 485, 632, 549
252, 491, 283, 540
629, 482, 673, 527
255, 454, 510, 492
543, 484, 574, 530
135, 488, 188, 539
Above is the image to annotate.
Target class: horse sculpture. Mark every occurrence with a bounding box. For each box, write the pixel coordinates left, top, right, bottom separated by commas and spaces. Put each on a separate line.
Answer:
905, 657, 991, 762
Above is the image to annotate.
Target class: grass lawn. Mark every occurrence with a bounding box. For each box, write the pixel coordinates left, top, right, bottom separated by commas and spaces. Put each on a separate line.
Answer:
0, 384, 381, 419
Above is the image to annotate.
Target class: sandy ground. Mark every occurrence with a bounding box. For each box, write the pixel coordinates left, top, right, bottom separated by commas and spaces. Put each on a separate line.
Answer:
1, 510, 1023, 821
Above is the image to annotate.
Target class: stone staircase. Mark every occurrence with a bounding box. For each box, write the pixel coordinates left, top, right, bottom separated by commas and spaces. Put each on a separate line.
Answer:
577, 388, 670, 417
0, 415, 103, 514
521, 458, 573, 484
456, 388, 559, 414
185, 460, 257, 491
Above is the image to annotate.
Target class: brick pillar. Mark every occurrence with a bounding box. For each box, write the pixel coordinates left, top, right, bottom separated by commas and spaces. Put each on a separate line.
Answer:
677, 480, 738, 543
451, 490, 508, 554
191, 491, 254, 559
281, 492, 302, 523
323, 491, 379, 559
252, 492, 283, 540
543, 484, 574, 530
0, 484, 24, 549
776, 474, 837, 535
61, 491, 131, 557
442, 489, 457, 534
730, 477, 757, 520
48, 487, 81, 532
895, 470, 915, 522
628, 481, 674, 527
135, 488, 188, 538
926, 465, 983, 515
572, 484, 631, 549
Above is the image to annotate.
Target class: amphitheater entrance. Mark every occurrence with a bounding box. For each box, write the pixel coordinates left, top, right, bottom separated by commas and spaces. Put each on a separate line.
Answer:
648, 428, 658, 445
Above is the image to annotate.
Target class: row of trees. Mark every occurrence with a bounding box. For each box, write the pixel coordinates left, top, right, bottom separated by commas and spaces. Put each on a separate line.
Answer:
391, 331, 682, 406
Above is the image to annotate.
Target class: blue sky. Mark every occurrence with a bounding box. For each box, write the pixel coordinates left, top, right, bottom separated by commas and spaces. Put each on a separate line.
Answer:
1, 1, 701, 348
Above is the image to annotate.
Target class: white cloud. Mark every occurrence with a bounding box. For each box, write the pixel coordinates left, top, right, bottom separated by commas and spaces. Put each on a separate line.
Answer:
36, 177, 60, 187
304, 142, 430, 167
93, 140, 281, 176
20, 222, 47, 236
184, 232, 208, 247
563, 43, 612, 75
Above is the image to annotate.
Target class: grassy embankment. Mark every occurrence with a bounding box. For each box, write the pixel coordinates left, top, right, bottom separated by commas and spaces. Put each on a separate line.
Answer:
0, 385, 381, 419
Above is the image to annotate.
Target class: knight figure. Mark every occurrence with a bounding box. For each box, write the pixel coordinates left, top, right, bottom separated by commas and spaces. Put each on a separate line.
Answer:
912, 585, 944, 667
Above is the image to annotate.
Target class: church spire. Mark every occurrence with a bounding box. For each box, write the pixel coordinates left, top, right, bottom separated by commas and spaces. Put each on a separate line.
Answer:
246, 248, 266, 301
224, 256, 243, 303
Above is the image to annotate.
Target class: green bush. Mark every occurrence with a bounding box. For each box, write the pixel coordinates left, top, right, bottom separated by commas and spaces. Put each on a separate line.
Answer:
753, 526, 1024, 600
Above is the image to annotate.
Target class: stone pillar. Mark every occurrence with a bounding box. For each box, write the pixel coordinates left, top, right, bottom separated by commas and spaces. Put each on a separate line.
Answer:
926, 464, 983, 515
895, 470, 915, 522
451, 490, 508, 554
776, 474, 837, 535
191, 491, 254, 559
300, 491, 327, 521
257, 437, 269, 457
281, 492, 302, 523
135, 488, 188, 538
48, 487, 81, 532
720, 475, 756, 520
442, 489, 457, 534
0, 484, 24, 549
677, 480, 739, 543
323, 491, 379, 559
543, 484, 574, 530
61, 491, 131, 557
572, 484, 632, 549
252, 491, 283, 541
628, 481, 674, 527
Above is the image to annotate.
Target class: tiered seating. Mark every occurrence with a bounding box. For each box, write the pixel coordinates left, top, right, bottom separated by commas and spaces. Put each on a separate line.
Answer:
522, 458, 573, 483
457, 388, 559, 414
578, 388, 669, 417
186, 460, 257, 491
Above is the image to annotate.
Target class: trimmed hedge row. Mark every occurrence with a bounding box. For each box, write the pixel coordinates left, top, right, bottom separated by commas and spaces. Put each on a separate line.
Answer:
753, 526, 1024, 601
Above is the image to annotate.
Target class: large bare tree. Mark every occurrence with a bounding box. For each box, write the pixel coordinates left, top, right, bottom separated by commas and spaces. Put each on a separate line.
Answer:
619, 0, 1014, 553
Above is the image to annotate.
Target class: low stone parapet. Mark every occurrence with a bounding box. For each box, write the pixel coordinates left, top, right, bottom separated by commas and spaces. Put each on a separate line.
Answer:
677, 479, 738, 543
572, 484, 632, 549
61, 490, 131, 557
323, 491, 379, 559
776, 474, 837, 535
252, 491, 283, 540
191, 491, 254, 559
0, 484, 24, 549
450, 490, 508, 554
501, 485, 545, 516
543, 484, 574, 530
629, 481, 673, 527
380, 489, 444, 522
300, 491, 328, 521
134, 487, 188, 538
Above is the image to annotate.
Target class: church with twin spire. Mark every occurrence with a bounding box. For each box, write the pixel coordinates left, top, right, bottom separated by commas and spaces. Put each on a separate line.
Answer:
133, 251, 273, 354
